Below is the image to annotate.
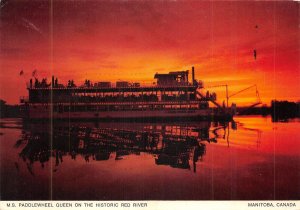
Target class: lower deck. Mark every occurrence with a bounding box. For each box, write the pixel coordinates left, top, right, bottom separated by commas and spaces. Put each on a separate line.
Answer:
22, 101, 232, 120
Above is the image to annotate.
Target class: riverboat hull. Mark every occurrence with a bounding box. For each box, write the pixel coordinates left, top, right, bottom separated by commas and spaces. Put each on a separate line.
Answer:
24, 107, 232, 121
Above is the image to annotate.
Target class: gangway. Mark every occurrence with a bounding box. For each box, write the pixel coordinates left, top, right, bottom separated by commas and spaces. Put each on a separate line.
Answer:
202, 84, 262, 111
196, 91, 225, 111
228, 84, 262, 112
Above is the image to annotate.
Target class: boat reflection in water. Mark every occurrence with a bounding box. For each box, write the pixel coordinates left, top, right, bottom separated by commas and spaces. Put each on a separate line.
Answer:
17, 121, 230, 174
4, 116, 300, 200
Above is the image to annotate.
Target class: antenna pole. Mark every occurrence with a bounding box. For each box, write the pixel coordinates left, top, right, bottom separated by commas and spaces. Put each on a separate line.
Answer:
192, 66, 195, 85
226, 84, 229, 108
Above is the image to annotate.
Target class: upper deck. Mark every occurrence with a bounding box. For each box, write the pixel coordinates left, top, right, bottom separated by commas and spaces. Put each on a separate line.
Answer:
27, 66, 202, 92
25, 67, 205, 104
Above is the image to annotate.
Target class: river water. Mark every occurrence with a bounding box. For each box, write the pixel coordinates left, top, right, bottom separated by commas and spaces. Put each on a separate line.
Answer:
0, 116, 299, 200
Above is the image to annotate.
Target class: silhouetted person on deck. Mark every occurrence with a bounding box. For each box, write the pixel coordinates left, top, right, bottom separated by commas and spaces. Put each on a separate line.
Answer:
253, 49, 257, 60
35, 78, 39, 88
206, 91, 209, 99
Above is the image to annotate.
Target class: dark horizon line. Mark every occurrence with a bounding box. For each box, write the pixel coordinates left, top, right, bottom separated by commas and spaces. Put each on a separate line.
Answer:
1, 98, 300, 107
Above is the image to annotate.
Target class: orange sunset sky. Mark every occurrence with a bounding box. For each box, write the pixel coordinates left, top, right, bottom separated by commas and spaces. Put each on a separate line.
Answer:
0, 0, 299, 106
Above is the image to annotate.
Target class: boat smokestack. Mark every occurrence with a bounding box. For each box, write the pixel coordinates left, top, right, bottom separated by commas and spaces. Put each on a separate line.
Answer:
192, 66, 195, 85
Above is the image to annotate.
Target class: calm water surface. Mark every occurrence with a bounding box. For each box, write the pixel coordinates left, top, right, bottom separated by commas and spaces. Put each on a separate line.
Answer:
0, 116, 299, 200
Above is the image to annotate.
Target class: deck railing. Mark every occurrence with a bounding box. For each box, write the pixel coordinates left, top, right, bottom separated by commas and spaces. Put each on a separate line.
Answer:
27, 81, 203, 90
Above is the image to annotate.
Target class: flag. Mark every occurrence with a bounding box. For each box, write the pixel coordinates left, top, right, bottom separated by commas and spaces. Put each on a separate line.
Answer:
32, 69, 37, 77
